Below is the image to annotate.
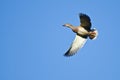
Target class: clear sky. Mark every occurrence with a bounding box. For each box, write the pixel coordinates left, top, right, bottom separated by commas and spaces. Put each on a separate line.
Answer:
0, 0, 120, 80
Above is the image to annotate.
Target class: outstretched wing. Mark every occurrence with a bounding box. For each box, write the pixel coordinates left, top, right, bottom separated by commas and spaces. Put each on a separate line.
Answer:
64, 35, 87, 56
79, 13, 91, 30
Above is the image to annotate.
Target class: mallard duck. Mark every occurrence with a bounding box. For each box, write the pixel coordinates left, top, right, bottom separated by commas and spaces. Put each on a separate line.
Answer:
63, 13, 98, 56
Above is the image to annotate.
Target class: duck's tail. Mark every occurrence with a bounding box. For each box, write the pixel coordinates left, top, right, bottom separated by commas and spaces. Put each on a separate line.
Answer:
89, 28, 98, 40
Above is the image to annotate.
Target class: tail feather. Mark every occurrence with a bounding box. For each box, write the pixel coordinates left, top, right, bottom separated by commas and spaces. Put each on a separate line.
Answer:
89, 28, 98, 40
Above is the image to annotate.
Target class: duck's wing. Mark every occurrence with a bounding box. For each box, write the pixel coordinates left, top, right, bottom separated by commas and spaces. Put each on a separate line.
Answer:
79, 13, 91, 30
64, 35, 87, 56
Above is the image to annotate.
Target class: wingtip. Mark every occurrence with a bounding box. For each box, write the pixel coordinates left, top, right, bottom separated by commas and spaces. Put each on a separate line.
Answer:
64, 54, 70, 57
64, 51, 71, 57
64, 54, 73, 57
79, 13, 87, 16
64, 51, 76, 57
79, 13, 90, 19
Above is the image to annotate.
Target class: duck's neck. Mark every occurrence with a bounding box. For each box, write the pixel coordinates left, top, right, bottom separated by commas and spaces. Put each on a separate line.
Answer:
67, 25, 74, 29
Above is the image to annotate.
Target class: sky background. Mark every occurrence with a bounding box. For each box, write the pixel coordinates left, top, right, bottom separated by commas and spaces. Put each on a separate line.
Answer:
0, 0, 120, 80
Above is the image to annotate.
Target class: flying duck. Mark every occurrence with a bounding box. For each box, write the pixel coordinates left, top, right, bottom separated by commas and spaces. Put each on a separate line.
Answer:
63, 13, 98, 56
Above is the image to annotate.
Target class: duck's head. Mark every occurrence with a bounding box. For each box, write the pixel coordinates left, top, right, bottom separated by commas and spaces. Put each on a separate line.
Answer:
63, 23, 73, 27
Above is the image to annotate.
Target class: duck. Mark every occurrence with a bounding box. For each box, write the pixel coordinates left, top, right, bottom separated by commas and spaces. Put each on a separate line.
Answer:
63, 13, 98, 56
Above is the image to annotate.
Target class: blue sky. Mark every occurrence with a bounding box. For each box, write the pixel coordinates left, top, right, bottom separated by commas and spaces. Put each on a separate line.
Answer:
0, 0, 120, 80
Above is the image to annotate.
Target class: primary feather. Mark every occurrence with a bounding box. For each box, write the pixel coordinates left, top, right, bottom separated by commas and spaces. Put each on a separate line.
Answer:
79, 13, 91, 31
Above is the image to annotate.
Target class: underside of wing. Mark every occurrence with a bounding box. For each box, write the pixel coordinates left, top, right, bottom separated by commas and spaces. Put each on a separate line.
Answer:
64, 35, 87, 56
79, 13, 91, 30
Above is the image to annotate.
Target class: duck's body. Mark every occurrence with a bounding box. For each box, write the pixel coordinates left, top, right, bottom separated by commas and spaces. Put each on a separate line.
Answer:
63, 13, 98, 56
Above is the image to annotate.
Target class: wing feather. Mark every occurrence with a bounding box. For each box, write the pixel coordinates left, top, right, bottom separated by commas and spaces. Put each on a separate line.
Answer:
79, 13, 91, 30
64, 35, 87, 56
